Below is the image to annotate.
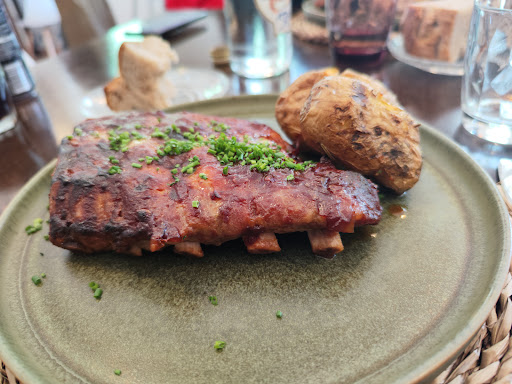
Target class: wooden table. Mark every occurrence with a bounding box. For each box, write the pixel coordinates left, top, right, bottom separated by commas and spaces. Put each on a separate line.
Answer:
0, 11, 511, 212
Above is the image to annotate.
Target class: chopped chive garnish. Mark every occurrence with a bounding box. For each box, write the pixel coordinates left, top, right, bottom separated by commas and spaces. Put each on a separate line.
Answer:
138, 158, 145, 162
131, 163, 142, 169
44, 235, 49, 241
156, 167, 160, 172
94, 288, 103, 299
66, 135, 73, 140
276, 310, 283, 318
214, 341, 226, 350
223, 166, 229, 176
169, 176, 180, 186
134, 124, 142, 129
39, 252, 44, 256
41, 273, 46, 278
192, 200, 199, 208
199, 173, 208, 180
108, 166, 122, 175
286, 174, 294, 181
89, 281, 99, 291
25, 218, 43, 235
109, 156, 119, 164
31, 275, 42, 285
171, 169, 178, 174
208, 295, 218, 306
108, 130, 132, 152
151, 127, 167, 139
114, 369, 121, 376
181, 160, 200, 174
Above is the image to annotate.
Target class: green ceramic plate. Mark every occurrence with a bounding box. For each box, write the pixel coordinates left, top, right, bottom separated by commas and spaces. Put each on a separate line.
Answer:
0, 95, 510, 384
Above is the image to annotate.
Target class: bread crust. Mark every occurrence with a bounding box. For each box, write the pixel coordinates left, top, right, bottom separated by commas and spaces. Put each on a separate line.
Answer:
104, 36, 179, 112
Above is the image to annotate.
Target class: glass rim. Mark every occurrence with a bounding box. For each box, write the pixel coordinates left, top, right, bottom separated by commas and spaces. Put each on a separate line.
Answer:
474, 0, 512, 12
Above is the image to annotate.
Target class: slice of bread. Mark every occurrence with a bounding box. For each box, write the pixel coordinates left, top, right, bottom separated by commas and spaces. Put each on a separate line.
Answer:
396, 0, 437, 18
104, 36, 179, 112
401, 0, 473, 62
118, 36, 179, 90
104, 74, 176, 112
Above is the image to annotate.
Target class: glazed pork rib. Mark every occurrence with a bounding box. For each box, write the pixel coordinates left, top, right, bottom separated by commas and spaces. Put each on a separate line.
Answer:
49, 111, 382, 257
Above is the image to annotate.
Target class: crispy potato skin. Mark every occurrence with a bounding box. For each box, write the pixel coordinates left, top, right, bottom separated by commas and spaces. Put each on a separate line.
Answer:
275, 68, 338, 142
339, 69, 399, 105
300, 76, 422, 194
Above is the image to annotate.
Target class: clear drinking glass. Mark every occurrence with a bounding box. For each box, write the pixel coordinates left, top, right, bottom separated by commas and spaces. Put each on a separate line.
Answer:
461, 0, 512, 145
325, 0, 397, 66
223, 0, 292, 79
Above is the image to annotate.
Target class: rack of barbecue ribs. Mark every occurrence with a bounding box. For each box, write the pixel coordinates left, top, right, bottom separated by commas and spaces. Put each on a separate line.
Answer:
49, 111, 382, 258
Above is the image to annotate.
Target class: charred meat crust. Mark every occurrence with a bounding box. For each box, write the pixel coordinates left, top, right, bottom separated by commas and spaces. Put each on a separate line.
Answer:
49, 112, 382, 255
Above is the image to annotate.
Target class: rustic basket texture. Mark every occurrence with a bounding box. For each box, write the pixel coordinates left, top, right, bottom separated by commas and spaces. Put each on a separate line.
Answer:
1, 187, 512, 384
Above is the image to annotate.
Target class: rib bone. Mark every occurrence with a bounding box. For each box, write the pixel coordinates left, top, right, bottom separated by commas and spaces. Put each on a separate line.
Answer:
243, 232, 281, 254
307, 230, 344, 258
174, 242, 204, 258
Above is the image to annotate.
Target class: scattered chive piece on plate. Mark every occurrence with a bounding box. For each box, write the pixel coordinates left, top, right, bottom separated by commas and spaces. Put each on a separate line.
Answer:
208, 295, 218, 306
199, 173, 208, 180
41, 273, 46, 278
25, 218, 43, 235
286, 174, 294, 181
223, 166, 228, 176
276, 310, 283, 318
44, 235, 49, 241
131, 163, 142, 169
214, 340, 226, 350
94, 288, 103, 299
89, 281, 99, 291
114, 369, 121, 376
192, 201, 199, 208
31, 275, 42, 285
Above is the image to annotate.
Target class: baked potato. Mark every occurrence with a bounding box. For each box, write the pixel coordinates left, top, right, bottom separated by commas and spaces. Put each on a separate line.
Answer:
300, 75, 422, 194
275, 67, 339, 142
339, 68, 399, 105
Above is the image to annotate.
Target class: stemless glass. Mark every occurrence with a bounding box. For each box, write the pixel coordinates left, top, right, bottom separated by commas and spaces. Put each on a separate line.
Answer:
325, 0, 397, 66
461, 0, 512, 145
223, 0, 292, 79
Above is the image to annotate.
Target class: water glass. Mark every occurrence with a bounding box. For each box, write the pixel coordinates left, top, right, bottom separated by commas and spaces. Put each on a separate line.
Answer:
325, 0, 397, 65
223, 0, 292, 79
461, 0, 512, 145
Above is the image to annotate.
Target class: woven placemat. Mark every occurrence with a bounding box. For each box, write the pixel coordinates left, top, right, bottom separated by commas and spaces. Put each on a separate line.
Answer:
1, 188, 512, 384
291, 12, 328, 45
